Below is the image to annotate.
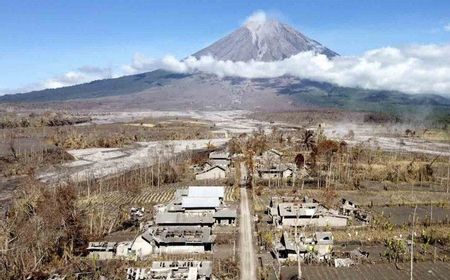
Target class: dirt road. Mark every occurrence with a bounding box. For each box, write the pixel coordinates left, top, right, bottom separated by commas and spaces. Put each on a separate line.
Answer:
240, 187, 257, 280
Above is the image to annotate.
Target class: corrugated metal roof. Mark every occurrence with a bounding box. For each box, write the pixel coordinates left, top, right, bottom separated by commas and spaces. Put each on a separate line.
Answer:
213, 208, 237, 218
155, 212, 215, 225
188, 186, 225, 198
182, 197, 220, 209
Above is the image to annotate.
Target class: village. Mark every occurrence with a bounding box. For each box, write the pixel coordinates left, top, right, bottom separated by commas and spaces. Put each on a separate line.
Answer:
1, 109, 449, 280
71, 114, 450, 280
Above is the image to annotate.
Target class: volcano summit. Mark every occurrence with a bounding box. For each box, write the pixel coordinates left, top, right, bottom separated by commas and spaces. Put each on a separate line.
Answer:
193, 18, 338, 61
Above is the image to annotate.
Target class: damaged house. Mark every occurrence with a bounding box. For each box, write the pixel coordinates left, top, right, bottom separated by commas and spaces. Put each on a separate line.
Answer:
127, 261, 212, 280
340, 198, 370, 223
257, 165, 294, 180
274, 231, 334, 263
268, 196, 349, 228
132, 226, 216, 256
86, 242, 117, 260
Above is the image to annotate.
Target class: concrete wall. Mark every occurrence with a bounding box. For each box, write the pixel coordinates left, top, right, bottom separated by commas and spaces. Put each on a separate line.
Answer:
281, 216, 347, 227
195, 168, 226, 180
155, 245, 206, 254
185, 209, 216, 215
131, 236, 154, 258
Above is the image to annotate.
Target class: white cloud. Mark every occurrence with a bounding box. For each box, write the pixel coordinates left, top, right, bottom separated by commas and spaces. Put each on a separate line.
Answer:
159, 44, 450, 95
42, 66, 113, 89
244, 10, 267, 25
121, 53, 160, 75
2, 44, 450, 96
444, 23, 450, 32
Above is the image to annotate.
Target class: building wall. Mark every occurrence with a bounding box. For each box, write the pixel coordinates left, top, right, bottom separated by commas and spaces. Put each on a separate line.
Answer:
195, 168, 226, 180
131, 236, 154, 258
155, 244, 207, 254
260, 172, 282, 180
281, 216, 347, 227
87, 251, 115, 260
215, 218, 235, 225
185, 209, 216, 215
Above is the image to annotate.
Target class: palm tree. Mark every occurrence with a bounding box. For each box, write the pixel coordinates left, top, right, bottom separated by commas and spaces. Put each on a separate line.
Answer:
301, 130, 316, 151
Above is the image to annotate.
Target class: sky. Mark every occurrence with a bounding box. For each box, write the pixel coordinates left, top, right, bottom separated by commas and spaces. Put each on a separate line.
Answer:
1, 0, 450, 94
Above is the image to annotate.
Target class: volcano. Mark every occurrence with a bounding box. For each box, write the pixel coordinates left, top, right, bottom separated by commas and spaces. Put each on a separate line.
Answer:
1, 18, 449, 120
193, 19, 337, 61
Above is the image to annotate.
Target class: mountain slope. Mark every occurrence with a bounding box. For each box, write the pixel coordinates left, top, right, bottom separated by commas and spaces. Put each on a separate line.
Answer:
0, 18, 448, 124
193, 20, 337, 61
0, 70, 189, 103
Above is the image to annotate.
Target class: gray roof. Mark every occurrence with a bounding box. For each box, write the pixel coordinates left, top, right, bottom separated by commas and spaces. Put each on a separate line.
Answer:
195, 165, 227, 175
87, 242, 117, 251
188, 186, 225, 198
142, 226, 215, 244
213, 208, 237, 218
155, 212, 215, 225
182, 197, 220, 209
209, 151, 230, 159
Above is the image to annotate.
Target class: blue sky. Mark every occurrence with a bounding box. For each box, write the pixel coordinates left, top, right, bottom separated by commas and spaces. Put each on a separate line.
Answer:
1, 0, 450, 91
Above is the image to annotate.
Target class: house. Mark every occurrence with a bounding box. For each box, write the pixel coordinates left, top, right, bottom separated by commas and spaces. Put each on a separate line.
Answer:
181, 197, 221, 214
127, 261, 212, 280
86, 242, 117, 260
274, 231, 334, 263
257, 166, 294, 180
269, 197, 349, 228
208, 151, 231, 167
150, 261, 212, 280
158, 185, 236, 226
213, 208, 237, 225
314, 232, 334, 259
187, 186, 225, 200
195, 165, 227, 180
138, 226, 216, 254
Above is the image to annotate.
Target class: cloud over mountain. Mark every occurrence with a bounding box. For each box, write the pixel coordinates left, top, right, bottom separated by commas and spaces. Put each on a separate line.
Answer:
161, 44, 450, 95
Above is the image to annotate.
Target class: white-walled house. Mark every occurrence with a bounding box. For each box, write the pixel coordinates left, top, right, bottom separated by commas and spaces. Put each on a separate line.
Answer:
195, 165, 227, 180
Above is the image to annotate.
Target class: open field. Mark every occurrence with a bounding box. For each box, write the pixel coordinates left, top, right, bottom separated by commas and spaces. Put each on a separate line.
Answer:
282, 261, 450, 280
80, 184, 238, 207
38, 138, 229, 183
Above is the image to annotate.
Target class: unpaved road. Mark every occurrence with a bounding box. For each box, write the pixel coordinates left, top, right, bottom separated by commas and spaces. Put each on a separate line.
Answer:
240, 187, 257, 280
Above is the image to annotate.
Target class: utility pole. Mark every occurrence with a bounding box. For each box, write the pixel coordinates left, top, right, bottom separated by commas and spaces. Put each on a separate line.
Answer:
447, 156, 449, 193
295, 210, 302, 280
411, 205, 417, 280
